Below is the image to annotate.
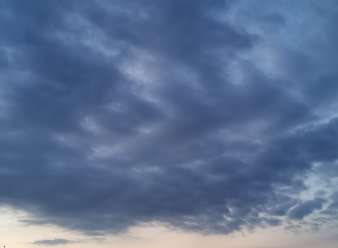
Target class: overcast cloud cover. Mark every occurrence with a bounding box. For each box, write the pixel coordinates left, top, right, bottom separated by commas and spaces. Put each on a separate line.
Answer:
0, 0, 338, 236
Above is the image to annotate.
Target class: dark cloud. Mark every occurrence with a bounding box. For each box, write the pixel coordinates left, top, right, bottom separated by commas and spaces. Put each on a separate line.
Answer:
288, 198, 326, 220
0, 0, 338, 236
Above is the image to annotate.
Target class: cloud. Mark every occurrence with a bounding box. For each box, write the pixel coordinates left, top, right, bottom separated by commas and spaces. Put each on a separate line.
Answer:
288, 198, 326, 220
33, 239, 78, 246
0, 0, 338, 236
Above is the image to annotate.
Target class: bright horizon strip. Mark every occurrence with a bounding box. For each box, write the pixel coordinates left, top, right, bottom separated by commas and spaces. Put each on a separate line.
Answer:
1, 206, 338, 248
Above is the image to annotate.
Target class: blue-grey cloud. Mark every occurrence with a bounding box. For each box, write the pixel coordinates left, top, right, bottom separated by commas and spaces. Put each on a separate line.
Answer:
33, 239, 77, 246
0, 0, 338, 236
288, 198, 326, 220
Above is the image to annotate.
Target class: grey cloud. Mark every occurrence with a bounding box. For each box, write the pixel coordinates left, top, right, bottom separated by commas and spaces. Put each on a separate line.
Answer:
269, 199, 298, 216
288, 198, 326, 220
33, 239, 78, 246
0, 0, 337, 236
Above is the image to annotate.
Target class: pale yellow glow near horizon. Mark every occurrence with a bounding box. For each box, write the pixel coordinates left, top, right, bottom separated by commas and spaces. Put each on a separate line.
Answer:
1, 206, 337, 248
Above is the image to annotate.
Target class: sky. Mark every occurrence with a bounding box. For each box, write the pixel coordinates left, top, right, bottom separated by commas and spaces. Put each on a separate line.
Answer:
0, 0, 338, 247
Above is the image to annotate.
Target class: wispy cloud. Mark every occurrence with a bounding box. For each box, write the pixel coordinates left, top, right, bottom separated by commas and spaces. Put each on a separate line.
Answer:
33, 239, 78, 246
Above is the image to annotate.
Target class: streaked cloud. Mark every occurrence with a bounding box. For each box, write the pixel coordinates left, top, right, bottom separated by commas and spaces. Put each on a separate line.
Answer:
33, 239, 78, 246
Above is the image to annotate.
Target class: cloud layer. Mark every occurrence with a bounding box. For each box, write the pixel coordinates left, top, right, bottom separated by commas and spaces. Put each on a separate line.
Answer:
0, 0, 338, 235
